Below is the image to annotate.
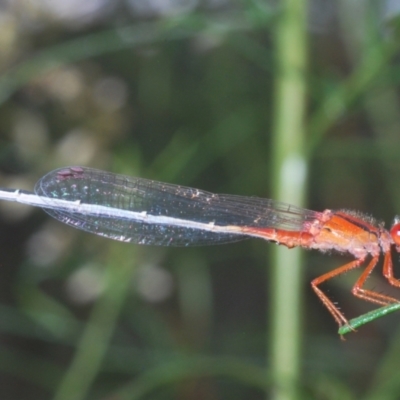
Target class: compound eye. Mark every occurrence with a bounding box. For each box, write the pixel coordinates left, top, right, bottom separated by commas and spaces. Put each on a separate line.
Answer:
390, 223, 400, 246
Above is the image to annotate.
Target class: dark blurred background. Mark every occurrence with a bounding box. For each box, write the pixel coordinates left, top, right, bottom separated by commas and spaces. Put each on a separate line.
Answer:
1, 0, 400, 399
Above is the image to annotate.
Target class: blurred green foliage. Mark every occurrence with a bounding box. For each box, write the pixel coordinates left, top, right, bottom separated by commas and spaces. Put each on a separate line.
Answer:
1, 1, 400, 399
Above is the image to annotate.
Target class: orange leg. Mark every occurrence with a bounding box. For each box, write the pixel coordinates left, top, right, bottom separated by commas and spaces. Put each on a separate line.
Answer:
352, 253, 400, 305
312, 254, 400, 329
311, 257, 367, 327
383, 250, 400, 288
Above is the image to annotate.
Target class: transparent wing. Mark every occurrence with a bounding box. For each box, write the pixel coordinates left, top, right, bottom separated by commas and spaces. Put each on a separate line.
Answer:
34, 166, 319, 246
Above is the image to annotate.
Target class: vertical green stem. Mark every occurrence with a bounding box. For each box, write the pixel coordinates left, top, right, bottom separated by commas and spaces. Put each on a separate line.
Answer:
53, 244, 136, 400
269, 1, 308, 399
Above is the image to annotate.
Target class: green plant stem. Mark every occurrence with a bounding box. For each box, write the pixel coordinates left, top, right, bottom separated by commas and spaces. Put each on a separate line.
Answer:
338, 304, 400, 336
53, 244, 136, 400
269, 1, 308, 399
